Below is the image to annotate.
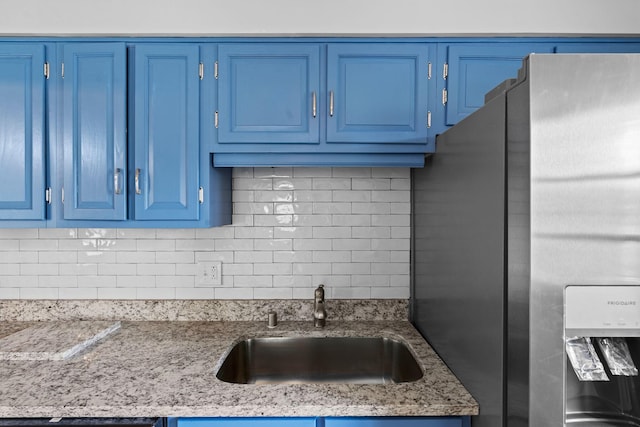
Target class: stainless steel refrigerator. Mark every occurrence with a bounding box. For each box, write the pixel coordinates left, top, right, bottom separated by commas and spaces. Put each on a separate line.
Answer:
412, 54, 640, 426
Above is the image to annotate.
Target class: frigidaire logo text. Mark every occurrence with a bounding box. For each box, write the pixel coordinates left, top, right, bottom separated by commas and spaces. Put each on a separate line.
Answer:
607, 300, 637, 306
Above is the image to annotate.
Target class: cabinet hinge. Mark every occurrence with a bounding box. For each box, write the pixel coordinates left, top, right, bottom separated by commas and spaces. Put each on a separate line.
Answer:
45, 187, 52, 204
427, 62, 432, 80
199, 63, 204, 80
198, 186, 204, 204
214, 61, 218, 79
442, 88, 448, 105
214, 111, 219, 129
44, 62, 50, 79
443, 62, 448, 80
427, 111, 432, 128
61, 187, 65, 204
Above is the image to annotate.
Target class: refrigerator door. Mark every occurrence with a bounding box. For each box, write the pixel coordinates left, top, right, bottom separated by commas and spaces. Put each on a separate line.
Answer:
412, 93, 507, 427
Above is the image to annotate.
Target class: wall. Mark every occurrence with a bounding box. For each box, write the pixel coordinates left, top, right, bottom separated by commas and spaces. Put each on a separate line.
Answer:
1, 0, 639, 36
0, 167, 410, 300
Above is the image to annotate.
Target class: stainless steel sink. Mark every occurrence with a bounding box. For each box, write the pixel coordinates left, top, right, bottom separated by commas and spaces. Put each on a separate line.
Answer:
216, 336, 423, 384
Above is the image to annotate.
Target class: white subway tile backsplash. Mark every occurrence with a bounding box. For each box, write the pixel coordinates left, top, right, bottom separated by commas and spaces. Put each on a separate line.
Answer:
214, 288, 253, 300
273, 250, 312, 263
39, 251, 78, 264
0, 240, 19, 251
371, 287, 410, 299
332, 287, 371, 299
59, 287, 97, 299
20, 288, 59, 299
332, 190, 371, 203
0, 288, 19, 299
60, 264, 98, 276
175, 287, 215, 299
0, 265, 20, 276
0, 251, 38, 264
253, 263, 292, 276
274, 178, 312, 190
233, 275, 272, 288
274, 226, 313, 239
136, 287, 176, 299
98, 287, 136, 299
116, 251, 156, 264
352, 178, 391, 190
20, 239, 58, 251
78, 276, 117, 288
312, 202, 351, 215
254, 287, 293, 299
2, 168, 410, 300
0, 229, 39, 238
293, 190, 332, 203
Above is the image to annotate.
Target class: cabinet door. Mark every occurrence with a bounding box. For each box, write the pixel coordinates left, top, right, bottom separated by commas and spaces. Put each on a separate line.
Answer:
0, 44, 46, 220
326, 43, 430, 144
62, 43, 127, 220
444, 43, 553, 125
172, 418, 317, 427
217, 43, 321, 144
324, 417, 468, 427
133, 44, 200, 221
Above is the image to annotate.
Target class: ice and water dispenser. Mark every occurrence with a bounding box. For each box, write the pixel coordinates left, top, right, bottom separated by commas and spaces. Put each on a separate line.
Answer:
565, 286, 640, 426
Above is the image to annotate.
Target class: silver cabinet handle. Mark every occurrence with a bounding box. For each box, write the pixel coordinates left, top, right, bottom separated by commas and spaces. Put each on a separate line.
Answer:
135, 168, 142, 195
312, 91, 317, 118
114, 168, 122, 195
329, 90, 334, 117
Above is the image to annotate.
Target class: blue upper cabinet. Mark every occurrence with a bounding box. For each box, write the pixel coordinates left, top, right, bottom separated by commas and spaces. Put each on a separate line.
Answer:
62, 43, 127, 221
442, 43, 554, 126
212, 42, 433, 167
0, 44, 46, 221
132, 44, 201, 221
217, 44, 321, 144
326, 43, 430, 144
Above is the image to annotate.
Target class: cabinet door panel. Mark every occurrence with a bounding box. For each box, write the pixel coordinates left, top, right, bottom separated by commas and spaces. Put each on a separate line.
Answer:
325, 417, 466, 427
63, 43, 127, 220
0, 44, 46, 220
218, 44, 321, 144
327, 43, 430, 144
173, 418, 317, 427
445, 44, 553, 125
133, 44, 200, 221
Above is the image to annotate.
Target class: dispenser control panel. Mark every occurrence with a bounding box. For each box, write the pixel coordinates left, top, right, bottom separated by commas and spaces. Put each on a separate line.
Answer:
565, 285, 640, 332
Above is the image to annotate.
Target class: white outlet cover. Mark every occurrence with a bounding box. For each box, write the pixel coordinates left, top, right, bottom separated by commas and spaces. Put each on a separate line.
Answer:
196, 261, 222, 286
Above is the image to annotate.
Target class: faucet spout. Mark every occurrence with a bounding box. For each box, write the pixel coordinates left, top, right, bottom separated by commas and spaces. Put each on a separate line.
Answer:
314, 284, 327, 328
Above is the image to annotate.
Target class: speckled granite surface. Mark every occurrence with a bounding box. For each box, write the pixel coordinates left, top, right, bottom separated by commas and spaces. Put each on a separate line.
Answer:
0, 300, 477, 418
0, 299, 408, 322
0, 320, 479, 418
0, 321, 120, 360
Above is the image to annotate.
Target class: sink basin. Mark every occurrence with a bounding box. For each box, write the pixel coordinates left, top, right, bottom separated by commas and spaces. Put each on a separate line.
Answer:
216, 336, 423, 384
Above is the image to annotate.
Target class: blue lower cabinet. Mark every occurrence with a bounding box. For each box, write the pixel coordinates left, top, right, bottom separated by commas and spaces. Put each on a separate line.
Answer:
169, 417, 469, 427
170, 418, 318, 427
324, 417, 469, 427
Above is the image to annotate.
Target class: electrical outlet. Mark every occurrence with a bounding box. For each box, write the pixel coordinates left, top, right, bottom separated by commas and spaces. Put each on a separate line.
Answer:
196, 261, 222, 286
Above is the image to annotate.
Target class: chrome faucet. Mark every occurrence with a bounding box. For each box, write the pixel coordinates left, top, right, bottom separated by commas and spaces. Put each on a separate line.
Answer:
313, 284, 327, 328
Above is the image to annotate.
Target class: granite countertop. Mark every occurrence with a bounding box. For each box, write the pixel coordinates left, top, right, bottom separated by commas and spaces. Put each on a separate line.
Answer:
0, 319, 479, 418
